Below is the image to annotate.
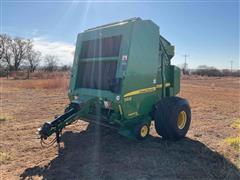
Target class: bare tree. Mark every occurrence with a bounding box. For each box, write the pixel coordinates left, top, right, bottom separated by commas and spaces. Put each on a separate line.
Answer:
0, 34, 12, 70
26, 43, 41, 72
10, 37, 31, 71
0, 34, 5, 61
44, 55, 58, 72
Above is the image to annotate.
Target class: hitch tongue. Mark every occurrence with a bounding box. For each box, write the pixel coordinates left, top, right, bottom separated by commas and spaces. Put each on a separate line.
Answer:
39, 102, 82, 136
38, 99, 95, 150
38, 102, 82, 148
39, 122, 53, 139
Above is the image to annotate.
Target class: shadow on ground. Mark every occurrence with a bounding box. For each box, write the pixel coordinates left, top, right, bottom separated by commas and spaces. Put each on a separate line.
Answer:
20, 124, 240, 180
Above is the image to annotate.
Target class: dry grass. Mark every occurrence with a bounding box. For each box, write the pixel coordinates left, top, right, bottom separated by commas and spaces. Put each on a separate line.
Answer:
9, 71, 70, 80
225, 137, 240, 151
0, 113, 12, 122
0, 151, 10, 164
232, 119, 240, 129
30, 71, 70, 80
224, 119, 240, 151
16, 76, 69, 89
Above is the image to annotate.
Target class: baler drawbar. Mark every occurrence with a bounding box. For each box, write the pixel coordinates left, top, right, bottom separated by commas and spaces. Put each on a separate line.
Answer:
39, 102, 81, 139
39, 97, 97, 148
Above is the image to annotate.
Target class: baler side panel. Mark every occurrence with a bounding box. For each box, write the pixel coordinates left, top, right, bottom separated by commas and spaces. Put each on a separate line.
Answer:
172, 65, 180, 95
121, 20, 160, 119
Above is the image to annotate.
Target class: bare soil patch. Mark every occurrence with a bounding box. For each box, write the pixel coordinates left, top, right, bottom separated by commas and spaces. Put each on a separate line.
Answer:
0, 76, 239, 179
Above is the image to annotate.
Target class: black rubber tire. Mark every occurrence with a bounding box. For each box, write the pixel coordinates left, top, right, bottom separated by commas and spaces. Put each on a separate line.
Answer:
154, 96, 191, 140
134, 122, 150, 140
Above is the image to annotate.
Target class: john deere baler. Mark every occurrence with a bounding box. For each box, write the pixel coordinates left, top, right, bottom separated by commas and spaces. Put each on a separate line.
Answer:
39, 18, 191, 147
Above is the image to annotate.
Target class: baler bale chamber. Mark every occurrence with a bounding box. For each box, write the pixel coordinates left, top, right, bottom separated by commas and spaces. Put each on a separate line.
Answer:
39, 18, 191, 147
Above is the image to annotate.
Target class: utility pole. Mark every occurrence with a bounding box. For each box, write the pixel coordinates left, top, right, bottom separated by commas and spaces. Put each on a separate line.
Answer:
230, 60, 233, 73
182, 54, 190, 74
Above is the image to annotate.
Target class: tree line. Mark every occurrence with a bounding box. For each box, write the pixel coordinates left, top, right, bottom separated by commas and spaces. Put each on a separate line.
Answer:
0, 34, 71, 75
186, 65, 239, 77
0, 34, 41, 72
1, 34, 239, 78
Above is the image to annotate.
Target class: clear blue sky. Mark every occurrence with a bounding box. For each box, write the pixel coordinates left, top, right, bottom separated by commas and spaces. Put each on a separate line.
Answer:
1, 0, 239, 69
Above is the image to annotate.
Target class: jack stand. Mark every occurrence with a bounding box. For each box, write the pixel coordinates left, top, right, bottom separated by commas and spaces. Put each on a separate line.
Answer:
56, 130, 61, 154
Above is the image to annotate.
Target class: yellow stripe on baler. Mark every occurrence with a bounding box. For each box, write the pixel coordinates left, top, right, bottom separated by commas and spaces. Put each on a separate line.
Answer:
123, 83, 171, 98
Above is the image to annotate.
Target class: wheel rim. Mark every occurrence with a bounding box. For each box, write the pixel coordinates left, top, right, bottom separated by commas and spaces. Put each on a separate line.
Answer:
140, 125, 148, 137
177, 111, 187, 129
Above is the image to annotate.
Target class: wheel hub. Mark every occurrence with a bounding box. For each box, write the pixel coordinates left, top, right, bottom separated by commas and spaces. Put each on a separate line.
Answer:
177, 111, 187, 129
140, 125, 148, 137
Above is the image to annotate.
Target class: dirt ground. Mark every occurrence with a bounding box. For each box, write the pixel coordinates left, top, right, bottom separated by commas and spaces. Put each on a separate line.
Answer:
0, 76, 240, 180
